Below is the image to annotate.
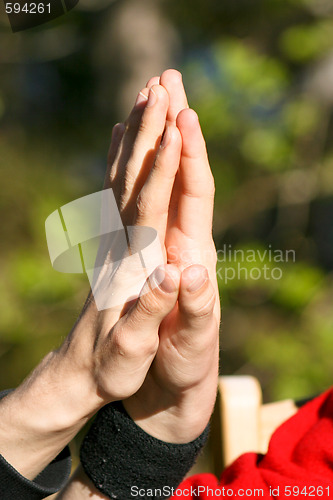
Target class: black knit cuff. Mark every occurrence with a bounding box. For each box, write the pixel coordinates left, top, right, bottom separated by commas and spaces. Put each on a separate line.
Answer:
0, 389, 72, 499
0, 447, 71, 500
80, 401, 209, 500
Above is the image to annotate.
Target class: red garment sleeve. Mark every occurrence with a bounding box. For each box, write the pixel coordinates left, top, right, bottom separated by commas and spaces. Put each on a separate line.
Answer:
173, 387, 333, 499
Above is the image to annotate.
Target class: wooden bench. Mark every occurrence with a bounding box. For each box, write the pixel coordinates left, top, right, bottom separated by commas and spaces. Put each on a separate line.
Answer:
211, 376, 300, 477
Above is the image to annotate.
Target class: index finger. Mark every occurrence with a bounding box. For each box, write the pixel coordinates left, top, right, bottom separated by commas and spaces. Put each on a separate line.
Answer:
176, 108, 215, 239
160, 69, 189, 124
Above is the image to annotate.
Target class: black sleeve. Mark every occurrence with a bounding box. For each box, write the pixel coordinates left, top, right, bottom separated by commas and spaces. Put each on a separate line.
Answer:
0, 389, 72, 500
80, 400, 210, 500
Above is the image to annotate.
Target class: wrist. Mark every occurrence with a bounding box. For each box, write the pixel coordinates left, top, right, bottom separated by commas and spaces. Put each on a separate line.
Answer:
0, 347, 101, 480
80, 401, 210, 500
123, 374, 218, 444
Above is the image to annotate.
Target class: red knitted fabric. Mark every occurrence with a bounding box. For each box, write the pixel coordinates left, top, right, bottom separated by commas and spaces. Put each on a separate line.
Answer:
174, 388, 333, 499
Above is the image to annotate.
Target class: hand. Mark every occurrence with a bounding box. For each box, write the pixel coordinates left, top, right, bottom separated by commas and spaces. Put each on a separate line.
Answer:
78, 81, 185, 404
0, 82, 184, 480
57, 71, 220, 499
122, 70, 220, 443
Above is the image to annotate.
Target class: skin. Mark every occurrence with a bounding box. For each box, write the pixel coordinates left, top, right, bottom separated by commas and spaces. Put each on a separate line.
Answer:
59, 70, 220, 499
0, 70, 220, 498
122, 71, 220, 444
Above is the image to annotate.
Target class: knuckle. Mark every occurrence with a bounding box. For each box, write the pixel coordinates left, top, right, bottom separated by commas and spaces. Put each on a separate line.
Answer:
112, 323, 158, 359
125, 110, 140, 132
95, 369, 118, 400
141, 335, 159, 357
136, 186, 167, 220
197, 295, 216, 318
186, 291, 216, 319
137, 117, 151, 136
112, 122, 123, 136
135, 193, 151, 219
108, 163, 117, 184
112, 329, 137, 358
122, 165, 135, 193
137, 289, 163, 317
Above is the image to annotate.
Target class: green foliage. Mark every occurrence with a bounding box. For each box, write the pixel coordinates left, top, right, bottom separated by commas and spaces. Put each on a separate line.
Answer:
280, 21, 333, 62
272, 263, 324, 311
181, 4, 333, 401
0, 140, 89, 387
1, 0, 333, 406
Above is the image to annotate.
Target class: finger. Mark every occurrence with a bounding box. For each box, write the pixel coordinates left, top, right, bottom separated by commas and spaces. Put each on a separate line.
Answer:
96, 265, 179, 401
135, 125, 182, 238
159, 70, 189, 224
178, 265, 216, 332
108, 123, 126, 166
167, 171, 181, 225
110, 88, 149, 190
176, 108, 215, 239
124, 264, 180, 333
160, 69, 188, 124
146, 76, 160, 88
119, 84, 169, 212
104, 122, 126, 189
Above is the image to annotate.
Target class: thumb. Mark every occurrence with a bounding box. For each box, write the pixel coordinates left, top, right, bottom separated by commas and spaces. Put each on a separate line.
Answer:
125, 264, 180, 333
178, 265, 216, 332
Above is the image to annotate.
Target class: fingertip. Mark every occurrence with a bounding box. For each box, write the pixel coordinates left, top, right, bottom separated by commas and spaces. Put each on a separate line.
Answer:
146, 76, 160, 88
179, 265, 216, 321
171, 124, 182, 143
160, 68, 183, 86
150, 264, 180, 294
160, 124, 182, 150
176, 108, 207, 160
171, 125, 182, 152
134, 88, 149, 109
107, 122, 125, 168
150, 84, 169, 106
176, 108, 199, 131
160, 70, 188, 123
112, 122, 125, 139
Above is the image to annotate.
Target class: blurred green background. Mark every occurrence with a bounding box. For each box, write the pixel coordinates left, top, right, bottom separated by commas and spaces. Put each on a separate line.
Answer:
1, 0, 333, 418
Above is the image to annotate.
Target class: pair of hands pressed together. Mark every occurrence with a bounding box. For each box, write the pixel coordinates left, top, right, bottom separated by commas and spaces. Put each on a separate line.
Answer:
0, 70, 220, 495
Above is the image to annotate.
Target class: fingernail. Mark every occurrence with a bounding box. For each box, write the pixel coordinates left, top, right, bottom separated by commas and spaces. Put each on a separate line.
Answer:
160, 127, 171, 149
135, 91, 148, 107
187, 267, 208, 293
152, 266, 177, 293
147, 88, 157, 107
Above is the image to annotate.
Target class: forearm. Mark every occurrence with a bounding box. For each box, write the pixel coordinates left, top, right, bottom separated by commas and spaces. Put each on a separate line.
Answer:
0, 266, 181, 483
0, 335, 102, 480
